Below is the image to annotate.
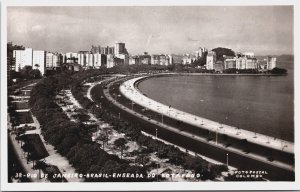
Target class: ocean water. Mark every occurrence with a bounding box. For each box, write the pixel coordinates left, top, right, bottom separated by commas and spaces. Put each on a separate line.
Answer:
138, 74, 294, 141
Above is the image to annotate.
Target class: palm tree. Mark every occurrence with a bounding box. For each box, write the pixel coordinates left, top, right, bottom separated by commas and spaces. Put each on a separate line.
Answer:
95, 133, 108, 151
102, 127, 112, 144
35, 161, 47, 179
21, 142, 33, 164
34, 64, 40, 69
114, 138, 128, 159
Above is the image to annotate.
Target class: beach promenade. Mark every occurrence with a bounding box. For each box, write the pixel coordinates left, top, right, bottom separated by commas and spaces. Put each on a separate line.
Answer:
97, 75, 294, 180
119, 76, 294, 154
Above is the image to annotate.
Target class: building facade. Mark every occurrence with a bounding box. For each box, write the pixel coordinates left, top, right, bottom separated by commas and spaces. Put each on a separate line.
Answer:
182, 54, 196, 65
33, 50, 46, 75
93, 53, 107, 68
140, 52, 151, 65
13, 48, 33, 72
267, 56, 277, 70
206, 51, 216, 70
106, 54, 114, 68
195, 47, 207, 59
46, 52, 54, 68
224, 58, 237, 69
114, 42, 126, 55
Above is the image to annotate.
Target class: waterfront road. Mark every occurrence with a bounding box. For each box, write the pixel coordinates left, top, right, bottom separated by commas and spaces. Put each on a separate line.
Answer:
91, 75, 294, 181
120, 76, 294, 154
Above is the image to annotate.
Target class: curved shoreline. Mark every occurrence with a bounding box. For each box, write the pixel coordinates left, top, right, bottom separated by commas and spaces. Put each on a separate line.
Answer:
90, 74, 294, 179
119, 75, 294, 154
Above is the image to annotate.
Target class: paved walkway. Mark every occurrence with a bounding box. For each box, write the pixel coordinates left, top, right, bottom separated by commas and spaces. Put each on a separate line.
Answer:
8, 83, 83, 182
120, 76, 294, 154
106, 77, 294, 172
86, 76, 231, 180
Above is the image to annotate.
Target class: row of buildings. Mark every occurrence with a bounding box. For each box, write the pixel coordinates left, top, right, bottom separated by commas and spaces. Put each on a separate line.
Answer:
11, 41, 277, 75
182, 47, 207, 65
206, 51, 277, 72
12, 42, 176, 75
12, 42, 130, 75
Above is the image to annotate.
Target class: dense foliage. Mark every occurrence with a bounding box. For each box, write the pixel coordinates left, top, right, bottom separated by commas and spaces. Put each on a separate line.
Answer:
270, 67, 287, 74
191, 52, 208, 66
223, 69, 259, 74
7, 42, 25, 58
212, 47, 235, 61
29, 71, 148, 182
85, 79, 228, 180
20, 66, 42, 79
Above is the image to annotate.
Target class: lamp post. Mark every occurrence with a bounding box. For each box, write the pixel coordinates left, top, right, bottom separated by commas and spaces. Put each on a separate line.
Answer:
216, 129, 218, 145
226, 153, 229, 167
155, 128, 158, 139
157, 162, 159, 181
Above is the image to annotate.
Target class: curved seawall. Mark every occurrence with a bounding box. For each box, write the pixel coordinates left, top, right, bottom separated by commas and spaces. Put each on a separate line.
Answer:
100, 75, 294, 180
120, 75, 294, 154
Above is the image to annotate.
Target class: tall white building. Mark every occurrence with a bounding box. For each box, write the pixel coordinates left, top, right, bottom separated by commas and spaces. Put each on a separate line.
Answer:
236, 57, 246, 69
195, 47, 207, 59
267, 57, 277, 70
107, 54, 114, 68
13, 48, 33, 72
168, 55, 173, 65
93, 53, 106, 68
244, 52, 255, 58
78, 51, 89, 67
33, 50, 46, 75
236, 57, 257, 69
115, 54, 129, 65
182, 54, 196, 65
206, 51, 216, 70
46, 52, 59, 68
53, 54, 59, 67
87, 53, 94, 67
46, 52, 54, 68
65, 52, 78, 63
114, 42, 126, 55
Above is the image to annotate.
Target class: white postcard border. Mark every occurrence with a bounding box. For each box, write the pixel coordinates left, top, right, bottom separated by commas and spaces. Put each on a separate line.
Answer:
1, 0, 299, 191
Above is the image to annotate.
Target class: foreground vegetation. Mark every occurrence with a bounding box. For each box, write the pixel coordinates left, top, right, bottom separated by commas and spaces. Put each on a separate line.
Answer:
29, 70, 148, 182
27, 67, 228, 181
76, 75, 228, 180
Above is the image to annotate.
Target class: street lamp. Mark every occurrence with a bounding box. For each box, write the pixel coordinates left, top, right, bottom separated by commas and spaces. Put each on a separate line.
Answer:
226, 153, 229, 167
155, 128, 158, 139
216, 129, 218, 145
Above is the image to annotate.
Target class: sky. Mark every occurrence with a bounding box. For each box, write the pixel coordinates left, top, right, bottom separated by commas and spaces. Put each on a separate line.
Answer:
7, 6, 294, 55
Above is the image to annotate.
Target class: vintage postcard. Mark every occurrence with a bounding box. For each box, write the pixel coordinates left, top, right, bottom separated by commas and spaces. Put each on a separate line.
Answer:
1, 0, 299, 191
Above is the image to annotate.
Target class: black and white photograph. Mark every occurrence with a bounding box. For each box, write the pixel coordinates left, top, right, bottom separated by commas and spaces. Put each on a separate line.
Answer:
1, 0, 299, 191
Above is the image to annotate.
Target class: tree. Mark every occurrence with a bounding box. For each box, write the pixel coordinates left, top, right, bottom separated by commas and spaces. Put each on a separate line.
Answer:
34, 64, 40, 69
114, 138, 128, 159
270, 67, 287, 74
95, 132, 108, 151
20, 66, 41, 79
136, 153, 150, 166
34, 160, 47, 179
30, 69, 42, 79
7, 42, 25, 58
191, 51, 208, 66
212, 47, 235, 61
